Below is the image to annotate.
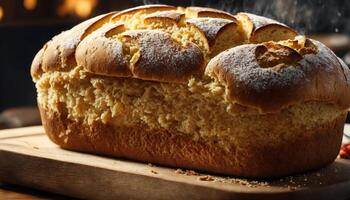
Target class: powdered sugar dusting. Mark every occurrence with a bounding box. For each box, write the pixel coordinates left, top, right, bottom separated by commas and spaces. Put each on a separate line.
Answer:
41, 13, 114, 71
59, 30, 81, 51
54, 17, 97, 53
75, 22, 129, 76
123, 30, 204, 82
208, 44, 305, 92
207, 40, 346, 111
305, 39, 340, 72
186, 18, 234, 45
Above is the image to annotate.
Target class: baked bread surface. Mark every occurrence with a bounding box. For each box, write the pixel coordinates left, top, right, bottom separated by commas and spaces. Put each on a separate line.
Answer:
31, 5, 350, 177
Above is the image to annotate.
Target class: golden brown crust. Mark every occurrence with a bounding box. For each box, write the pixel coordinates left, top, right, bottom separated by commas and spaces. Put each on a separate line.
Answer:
111, 4, 176, 22
39, 105, 346, 178
30, 47, 45, 80
144, 10, 185, 23
122, 30, 205, 83
75, 23, 132, 77
236, 12, 297, 43
34, 12, 116, 80
186, 18, 236, 46
338, 57, 350, 85
186, 7, 237, 21
76, 27, 205, 83
80, 12, 119, 39
207, 39, 350, 112
31, 5, 305, 86
31, 5, 350, 178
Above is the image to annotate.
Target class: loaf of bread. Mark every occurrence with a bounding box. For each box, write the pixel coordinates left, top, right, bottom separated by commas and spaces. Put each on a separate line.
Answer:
31, 5, 350, 178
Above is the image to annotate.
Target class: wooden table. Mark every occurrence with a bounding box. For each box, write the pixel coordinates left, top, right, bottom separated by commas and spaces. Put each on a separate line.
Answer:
1, 126, 350, 200
0, 183, 73, 199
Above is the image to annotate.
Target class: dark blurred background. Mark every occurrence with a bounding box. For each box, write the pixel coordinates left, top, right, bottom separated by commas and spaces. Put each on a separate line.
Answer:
0, 0, 349, 128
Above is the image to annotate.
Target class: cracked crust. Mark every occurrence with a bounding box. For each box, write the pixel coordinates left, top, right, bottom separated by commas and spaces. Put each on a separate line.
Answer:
121, 30, 205, 82
31, 12, 117, 81
31, 5, 307, 86
186, 18, 236, 45
75, 23, 131, 77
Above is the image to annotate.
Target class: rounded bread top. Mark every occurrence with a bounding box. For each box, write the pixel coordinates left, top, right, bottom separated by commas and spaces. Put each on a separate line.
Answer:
31, 4, 350, 112
206, 38, 350, 112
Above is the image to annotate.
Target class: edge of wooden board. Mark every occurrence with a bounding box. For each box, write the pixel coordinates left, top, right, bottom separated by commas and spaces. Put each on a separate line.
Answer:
0, 126, 350, 200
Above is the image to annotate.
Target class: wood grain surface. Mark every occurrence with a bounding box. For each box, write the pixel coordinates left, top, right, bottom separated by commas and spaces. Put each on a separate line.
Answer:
0, 126, 350, 200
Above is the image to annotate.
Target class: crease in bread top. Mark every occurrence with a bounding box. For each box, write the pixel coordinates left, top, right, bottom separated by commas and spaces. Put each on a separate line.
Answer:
236, 12, 297, 43
69, 5, 248, 83
185, 6, 237, 21
38, 12, 117, 75
186, 18, 236, 46
144, 10, 185, 23
75, 23, 131, 78
111, 4, 176, 22
31, 4, 350, 113
185, 17, 245, 57
32, 5, 249, 83
32, 5, 296, 81
120, 30, 205, 83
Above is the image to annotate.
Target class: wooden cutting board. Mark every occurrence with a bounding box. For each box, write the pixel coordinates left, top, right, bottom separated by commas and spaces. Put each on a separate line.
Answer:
0, 126, 350, 200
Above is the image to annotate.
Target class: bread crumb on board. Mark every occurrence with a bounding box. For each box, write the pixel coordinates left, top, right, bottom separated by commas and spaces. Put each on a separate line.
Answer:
215, 177, 269, 188
173, 165, 336, 189
270, 165, 343, 189
148, 163, 154, 167
174, 168, 269, 188
198, 176, 214, 181
147, 163, 158, 174
175, 169, 200, 176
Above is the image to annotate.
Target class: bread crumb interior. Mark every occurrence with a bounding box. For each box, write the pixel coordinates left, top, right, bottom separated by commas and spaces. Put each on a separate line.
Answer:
36, 66, 344, 149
